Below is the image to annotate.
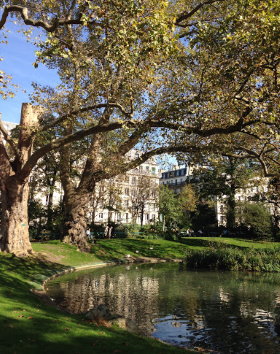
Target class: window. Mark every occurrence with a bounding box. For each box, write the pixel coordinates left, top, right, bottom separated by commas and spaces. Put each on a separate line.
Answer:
125, 176, 129, 183
99, 213, 103, 219
125, 213, 129, 220
146, 214, 149, 220
131, 189, 137, 196
152, 167, 156, 174
125, 188, 129, 195
146, 166, 149, 171
132, 177, 136, 184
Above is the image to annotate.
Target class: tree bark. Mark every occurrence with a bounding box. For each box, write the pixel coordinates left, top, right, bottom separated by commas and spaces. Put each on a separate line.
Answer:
0, 177, 32, 255
0, 103, 40, 255
63, 189, 92, 251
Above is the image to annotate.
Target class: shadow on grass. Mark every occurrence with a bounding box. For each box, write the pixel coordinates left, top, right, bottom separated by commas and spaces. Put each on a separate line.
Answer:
0, 254, 186, 354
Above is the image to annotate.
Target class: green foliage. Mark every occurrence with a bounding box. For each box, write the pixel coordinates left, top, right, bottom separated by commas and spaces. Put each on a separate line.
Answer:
185, 247, 280, 272
238, 202, 273, 240
159, 185, 183, 227
28, 201, 64, 240
191, 203, 217, 230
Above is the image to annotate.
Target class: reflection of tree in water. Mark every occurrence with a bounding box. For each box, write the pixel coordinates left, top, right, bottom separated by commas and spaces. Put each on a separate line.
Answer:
50, 267, 160, 335
47, 264, 280, 352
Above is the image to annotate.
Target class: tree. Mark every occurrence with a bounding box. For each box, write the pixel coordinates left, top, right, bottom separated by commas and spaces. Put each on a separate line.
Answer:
129, 174, 158, 226
237, 202, 273, 240
159, 185, 183, 230
192, 156, 259, 228
179, 184, 197, 226
0, 0, 279, 254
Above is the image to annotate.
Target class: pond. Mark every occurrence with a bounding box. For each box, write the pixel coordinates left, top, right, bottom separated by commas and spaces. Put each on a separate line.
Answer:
46, 263, 280, 353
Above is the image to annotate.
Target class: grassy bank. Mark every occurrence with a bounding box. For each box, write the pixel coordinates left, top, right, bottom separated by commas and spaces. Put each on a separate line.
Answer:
1, 237, 279, 353
181, 237, 280, 250
181, 237, 280, 272
185, 247, 280, 272
32, 238, 193, 265
0, 240, 193, 354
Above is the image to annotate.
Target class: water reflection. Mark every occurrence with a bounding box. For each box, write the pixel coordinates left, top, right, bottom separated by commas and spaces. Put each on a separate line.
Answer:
46, 263, 280, 353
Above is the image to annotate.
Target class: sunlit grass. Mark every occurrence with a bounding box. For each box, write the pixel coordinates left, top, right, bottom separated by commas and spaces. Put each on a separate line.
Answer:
0, 246, 191, 354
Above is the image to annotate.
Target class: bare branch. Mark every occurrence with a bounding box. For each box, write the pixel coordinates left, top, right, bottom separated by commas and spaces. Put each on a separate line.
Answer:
36, 102, 132, 134
20, 120, 126, 180
176, 0, 224, 26
0, 119, 20, 160
0, 5, 84, 31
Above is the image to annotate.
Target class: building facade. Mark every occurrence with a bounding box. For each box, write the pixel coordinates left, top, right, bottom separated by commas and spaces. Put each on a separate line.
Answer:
93, 151, 160, 225
160, 165, 193, 193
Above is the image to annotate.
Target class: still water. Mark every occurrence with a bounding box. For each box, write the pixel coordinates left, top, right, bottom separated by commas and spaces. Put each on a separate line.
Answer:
46, 263, 280, 353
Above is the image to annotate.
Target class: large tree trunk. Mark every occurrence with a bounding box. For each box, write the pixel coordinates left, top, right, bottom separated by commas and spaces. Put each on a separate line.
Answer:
0, 103, 40, 256
0, 177, 32, 255
63, 189, 91, 251
60, 132, 104, 250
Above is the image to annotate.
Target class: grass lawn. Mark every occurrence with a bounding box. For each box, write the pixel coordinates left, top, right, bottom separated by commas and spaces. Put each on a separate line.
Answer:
32, 238, 194, 265
181, 236, 280, 250
2, 237, 279, 353
0, 240, 192, 354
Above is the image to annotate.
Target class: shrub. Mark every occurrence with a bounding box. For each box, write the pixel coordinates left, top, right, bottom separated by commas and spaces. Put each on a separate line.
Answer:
185, 247, 280, 272
239, 203, 273, 240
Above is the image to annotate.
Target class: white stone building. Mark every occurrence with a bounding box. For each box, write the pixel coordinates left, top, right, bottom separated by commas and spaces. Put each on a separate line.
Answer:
160, 164, 279, 228
160, 165, 193, 193
93, 151, 160, 225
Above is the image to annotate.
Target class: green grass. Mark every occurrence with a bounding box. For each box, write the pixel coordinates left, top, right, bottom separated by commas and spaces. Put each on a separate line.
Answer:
181, 237, 280, 250
0, 241, 193, 354
33, 238, 192, 265
2, 237, 279, 353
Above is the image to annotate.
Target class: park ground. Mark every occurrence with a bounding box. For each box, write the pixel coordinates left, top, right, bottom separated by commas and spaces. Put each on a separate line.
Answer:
1, 237, 280, 353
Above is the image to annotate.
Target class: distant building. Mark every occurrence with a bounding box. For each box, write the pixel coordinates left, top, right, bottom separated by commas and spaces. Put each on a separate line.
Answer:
160, 164, 279, 229
93, 151, 160, 225
160, 165, 193, 193
2, 120, 17, 132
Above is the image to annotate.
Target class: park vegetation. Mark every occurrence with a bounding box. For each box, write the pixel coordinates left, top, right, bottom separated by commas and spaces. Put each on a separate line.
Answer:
0, 0, 279, 255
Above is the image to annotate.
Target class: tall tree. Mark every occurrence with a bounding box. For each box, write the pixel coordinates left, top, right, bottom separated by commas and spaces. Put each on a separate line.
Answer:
0, 0, 279, 254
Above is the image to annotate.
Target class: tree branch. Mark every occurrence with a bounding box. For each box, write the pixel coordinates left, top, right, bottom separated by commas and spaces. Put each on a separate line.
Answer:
36, 102, 132, 135
20, 120, 127, 180
0, 5, 86, 31
0, 119, 20, 160
176, 0, 224, 26
0, 137, 13, 187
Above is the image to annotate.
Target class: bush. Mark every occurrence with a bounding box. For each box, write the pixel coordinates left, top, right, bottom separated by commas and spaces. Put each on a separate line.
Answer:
185, 247, 280, 272
239, 203, 273, 240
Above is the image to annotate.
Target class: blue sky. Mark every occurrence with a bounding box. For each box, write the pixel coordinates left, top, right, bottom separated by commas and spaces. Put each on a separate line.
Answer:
1, 21, 59, 123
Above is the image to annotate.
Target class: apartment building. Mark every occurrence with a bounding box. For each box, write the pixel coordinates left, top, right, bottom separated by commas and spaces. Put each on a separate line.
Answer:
93, 151, 160, 225
160, 165, 193, 193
